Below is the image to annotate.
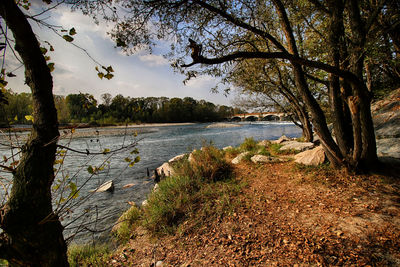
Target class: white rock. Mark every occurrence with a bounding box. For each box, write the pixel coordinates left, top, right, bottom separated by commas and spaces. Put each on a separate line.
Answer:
231, 152, 250, 164
271, 135, 290, 144
141, 199, 148, 206
279, 141, 314, 152
168, 154, 186, 163
294, 145, 325, 166
250, 155, 279, 163
153, 183, 159, 192
155, 261, 164, 267
257, 140, 270, 147
156, 162, 175, 177
223, 146, 233, 151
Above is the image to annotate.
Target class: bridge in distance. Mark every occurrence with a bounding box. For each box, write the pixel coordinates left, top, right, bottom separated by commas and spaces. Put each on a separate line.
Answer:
228, 112, 290, 122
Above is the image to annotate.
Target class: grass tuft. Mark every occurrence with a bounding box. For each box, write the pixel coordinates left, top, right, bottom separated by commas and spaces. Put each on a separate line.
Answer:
113, 205, 141, 244
141, 145, 240, 235
68, 243, 110, 267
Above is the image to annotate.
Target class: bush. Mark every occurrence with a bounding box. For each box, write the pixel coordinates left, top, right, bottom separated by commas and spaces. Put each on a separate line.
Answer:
68, 244, 110, 267
239, 137, 258, 152
143, 145, 235, 235
143, 175, 198, 234
182, 146, 232, 182
113, 205, 141, 244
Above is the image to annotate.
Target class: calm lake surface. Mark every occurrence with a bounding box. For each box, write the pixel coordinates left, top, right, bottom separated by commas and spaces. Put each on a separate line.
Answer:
0, 122, 302, 244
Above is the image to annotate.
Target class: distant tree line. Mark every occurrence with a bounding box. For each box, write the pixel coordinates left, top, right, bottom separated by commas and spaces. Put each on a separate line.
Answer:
0, 90, 242, 127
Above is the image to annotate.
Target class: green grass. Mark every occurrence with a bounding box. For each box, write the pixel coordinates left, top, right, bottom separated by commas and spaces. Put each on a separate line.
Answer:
68, 243, 110, 267
239, 137, 258, 152
140, 145, 242, 235
113, 205, 141, 244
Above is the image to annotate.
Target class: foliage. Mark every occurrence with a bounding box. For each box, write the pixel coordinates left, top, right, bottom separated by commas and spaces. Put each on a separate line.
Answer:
113, 205, 141, 244
1, 92, 236, 126
142, 146, 236, 234
68, 244, 110, 267
239, 137, 258, 152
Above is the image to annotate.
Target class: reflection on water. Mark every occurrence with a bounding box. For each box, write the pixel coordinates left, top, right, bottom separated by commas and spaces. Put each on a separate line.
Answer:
0, 122, 301, 244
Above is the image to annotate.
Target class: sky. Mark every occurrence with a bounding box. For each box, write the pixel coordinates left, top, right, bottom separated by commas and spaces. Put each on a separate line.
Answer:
4, 2, 235, 106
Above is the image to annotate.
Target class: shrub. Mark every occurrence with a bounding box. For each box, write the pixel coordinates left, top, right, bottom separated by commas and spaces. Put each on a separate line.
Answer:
68, 244, 110, 267
174, 146, 232, 182
257, 146, 271, 156
239, 137, 258, 152
143, 145, 235, 235
113, 205, 141, 244
143, 175, 198, 234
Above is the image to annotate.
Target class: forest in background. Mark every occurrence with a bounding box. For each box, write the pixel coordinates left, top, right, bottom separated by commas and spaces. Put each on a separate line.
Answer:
0, 91, 242, 127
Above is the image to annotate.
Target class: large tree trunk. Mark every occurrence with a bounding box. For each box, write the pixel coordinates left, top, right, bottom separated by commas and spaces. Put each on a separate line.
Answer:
0, 0, 69, 266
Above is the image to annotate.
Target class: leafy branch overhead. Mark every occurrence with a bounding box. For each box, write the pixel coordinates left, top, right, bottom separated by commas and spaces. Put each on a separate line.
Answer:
96, 65, 114, 80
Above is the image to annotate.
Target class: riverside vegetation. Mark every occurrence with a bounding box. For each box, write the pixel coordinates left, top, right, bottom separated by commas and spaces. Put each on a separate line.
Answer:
69, 138, 400, 266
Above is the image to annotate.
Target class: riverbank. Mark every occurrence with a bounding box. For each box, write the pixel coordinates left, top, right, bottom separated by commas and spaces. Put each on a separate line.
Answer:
115, 157, 399, 266
70, 140, 400, 266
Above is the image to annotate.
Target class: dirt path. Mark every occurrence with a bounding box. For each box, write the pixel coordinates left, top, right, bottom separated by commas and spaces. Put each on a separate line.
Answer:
110, 161, 400, 266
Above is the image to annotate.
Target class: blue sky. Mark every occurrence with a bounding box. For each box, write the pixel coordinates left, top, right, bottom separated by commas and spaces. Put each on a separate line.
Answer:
5, 3, 235, 106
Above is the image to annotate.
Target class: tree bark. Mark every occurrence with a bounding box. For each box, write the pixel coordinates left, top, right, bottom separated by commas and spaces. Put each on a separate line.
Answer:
0, 0, 69, 266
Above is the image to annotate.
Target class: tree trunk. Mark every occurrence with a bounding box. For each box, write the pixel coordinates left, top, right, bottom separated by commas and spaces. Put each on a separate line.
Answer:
0, 0, 69, 266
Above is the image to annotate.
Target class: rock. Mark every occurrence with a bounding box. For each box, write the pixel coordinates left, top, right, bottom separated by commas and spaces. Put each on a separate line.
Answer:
271, 135, 291, 144
279, 141, 314, 152
155, 261, 164, 267
156, 162, 175, 177
223, 146, 233, 151
153, 183, 159, 192
91, 180, 114, 193
257, 140, 270, 146
250, 155, 282, 163
376, 138, 400, 158
231, 152, 250, 164
372, 88, 400, 158
168, 154, 186, 163
294, 145, 326, 166
188, 149, 198, 163
206, 123, 241, 128
123, 183, 135, 189
141, 199, 148, 207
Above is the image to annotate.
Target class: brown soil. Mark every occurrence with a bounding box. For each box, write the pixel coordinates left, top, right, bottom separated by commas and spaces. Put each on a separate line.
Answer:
109, 160, 400, 266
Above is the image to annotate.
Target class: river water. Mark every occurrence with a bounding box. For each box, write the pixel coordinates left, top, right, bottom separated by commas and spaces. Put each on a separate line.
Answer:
0, 122, 301, 244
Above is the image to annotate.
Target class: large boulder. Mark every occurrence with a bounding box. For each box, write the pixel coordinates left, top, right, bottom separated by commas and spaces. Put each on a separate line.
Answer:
156, 162, 175, 177
279, 141, 314, 152
372, 88, 400, 139
231, 152, 250, 164
372, 88, 400, 158
294, 145, 326, 166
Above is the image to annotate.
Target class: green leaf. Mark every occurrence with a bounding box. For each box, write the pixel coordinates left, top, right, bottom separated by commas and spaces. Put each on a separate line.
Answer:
130, 148, 139, 154
40, 47, 48, 55
87, 166, 94, 174
124, 157, 132, 162
102, 148, 110, 154
69, 27, 77, 36
97, 72, 104, 79
47, 63, 55, 72
134, 156, 140, 163
62, 35, 74, 42
68, 182, 79, 199
104, 73, 114, 80
106, 66, 114, 72
25, 115, 34, 122
14, 115, 18, 121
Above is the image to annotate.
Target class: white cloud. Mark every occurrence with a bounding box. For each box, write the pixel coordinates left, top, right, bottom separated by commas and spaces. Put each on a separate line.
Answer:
185, 76, 215, 89
138, 54, 169, 66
